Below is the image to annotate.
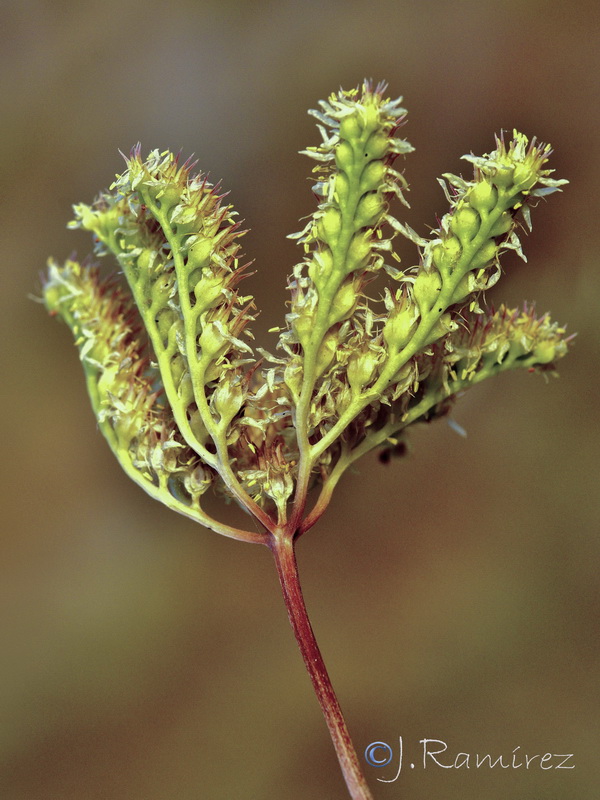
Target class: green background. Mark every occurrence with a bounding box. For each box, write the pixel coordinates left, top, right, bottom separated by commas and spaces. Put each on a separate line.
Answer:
2, 1, 598, 798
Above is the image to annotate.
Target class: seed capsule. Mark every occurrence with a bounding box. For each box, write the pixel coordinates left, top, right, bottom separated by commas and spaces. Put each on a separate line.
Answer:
187, 238, 213, 270
150, 274, 174, 309
314, 331, 338, 377
450, 206, 480, 243
329, 281, 357, 325
194, 273, 226, 313
422, 313, 458, 347
346, 232, 372, 272
360, 160, 386, 193
198, 322, 228, 359
469, 180, 498, 213
355, 192, 384, 228
177, 373, 194, 406
335, 140, 356, 172
154, 185, 181, 211
213, 379, 244, 423
432, 236, 461, 272
334, 172, 350, 205
413, 270, 443, 314
513, 162, 539, 191
284, 359, 303, 398
347, 349, 380, 392
383, 307, 418, 351
136, 248, 157, 272
363, 131, 388, 161
339, 113, 363, 140
491, 165, 515, 189
292, 313, 314, 347
156, 308, 178, 340
317, 207, 342, 244
183, 465, 212, 499
489, 210, 513, 237
532, 341, 556, 364
470, 240, 498, 270
450, 273, 475, 305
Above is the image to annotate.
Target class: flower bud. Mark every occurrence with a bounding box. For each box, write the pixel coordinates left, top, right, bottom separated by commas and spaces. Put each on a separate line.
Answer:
73, 203, 120, 242
308, 247, 334, 282
175, 215, 202, 236
154, 185, 181, 212
513, 162, 539, 191
43, 281, 63, 316
362, 101, 380, 132
113, 408, 145, 449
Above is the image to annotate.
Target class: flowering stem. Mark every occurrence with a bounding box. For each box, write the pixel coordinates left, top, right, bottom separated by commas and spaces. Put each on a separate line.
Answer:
137, 193, 277, 532
269, 532, 373, 800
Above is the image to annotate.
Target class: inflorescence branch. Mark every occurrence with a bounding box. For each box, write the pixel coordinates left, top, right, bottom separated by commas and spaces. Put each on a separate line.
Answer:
42, 81, 571, 800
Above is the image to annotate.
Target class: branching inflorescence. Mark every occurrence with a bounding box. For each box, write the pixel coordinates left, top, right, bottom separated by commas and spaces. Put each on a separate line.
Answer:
43, 82, 571, 800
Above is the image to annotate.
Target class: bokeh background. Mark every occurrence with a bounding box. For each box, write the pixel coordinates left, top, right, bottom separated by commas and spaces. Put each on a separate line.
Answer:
2, 1, 599, 798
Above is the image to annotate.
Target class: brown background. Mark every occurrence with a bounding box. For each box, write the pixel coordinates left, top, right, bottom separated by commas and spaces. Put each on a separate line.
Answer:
2, 1, 599, 798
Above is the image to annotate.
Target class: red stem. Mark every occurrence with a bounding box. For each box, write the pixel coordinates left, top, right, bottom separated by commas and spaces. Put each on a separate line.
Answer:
269, 533, 374, 800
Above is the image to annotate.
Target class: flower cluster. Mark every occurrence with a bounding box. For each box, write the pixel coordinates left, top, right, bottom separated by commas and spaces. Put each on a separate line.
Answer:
43, 82, 571, 535
44, 258, 213, 509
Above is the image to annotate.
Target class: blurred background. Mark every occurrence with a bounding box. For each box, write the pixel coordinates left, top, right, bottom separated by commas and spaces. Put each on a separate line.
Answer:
2, 0, 599, 798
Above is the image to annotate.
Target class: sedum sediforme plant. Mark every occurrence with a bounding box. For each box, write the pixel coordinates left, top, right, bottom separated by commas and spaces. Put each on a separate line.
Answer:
43, 82, 571, 800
